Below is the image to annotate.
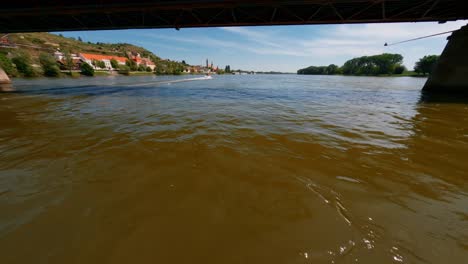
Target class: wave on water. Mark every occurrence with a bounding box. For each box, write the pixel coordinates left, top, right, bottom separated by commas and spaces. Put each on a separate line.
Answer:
124, 76, 213, 87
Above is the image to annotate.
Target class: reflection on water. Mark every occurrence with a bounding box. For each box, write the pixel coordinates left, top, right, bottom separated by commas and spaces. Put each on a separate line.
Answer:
0, 75, 467, 263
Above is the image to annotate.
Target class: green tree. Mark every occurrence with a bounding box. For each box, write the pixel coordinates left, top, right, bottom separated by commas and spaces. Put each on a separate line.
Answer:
137, 64, 146, 72
165, 65, 174, 75
126, 59, 138, 71
373, 53, 403, 74
154, 66, 163, 75
11, 54, 36, 77
326, 64, 340, 75
174, 68, 182, 75
110, 58, 119, 69
414, 55, 439, 75
117, 64, 130, 75
146, 66, 152, 72
96, 60, 106, 69
225, 65, 231, 73
39, 53, 60, 77
393, 65, 406, 74
0, 53, 18, 77
80, 62, 94, 76
340, 53, 403, 76
298, 64, 340, 75
63, 51, 74, 74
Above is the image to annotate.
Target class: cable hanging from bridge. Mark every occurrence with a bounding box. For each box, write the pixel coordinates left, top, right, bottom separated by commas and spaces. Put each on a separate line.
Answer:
384, 29, 458, 46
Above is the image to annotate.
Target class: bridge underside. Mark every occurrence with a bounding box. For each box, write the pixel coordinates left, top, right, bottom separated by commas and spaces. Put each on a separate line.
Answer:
1, 0, 467, 33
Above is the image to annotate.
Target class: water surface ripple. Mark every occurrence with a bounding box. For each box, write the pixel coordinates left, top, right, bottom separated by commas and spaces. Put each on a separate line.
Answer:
1, 75, 467, 263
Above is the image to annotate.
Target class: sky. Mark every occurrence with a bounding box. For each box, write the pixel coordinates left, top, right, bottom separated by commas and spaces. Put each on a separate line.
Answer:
57, 20, 467, 73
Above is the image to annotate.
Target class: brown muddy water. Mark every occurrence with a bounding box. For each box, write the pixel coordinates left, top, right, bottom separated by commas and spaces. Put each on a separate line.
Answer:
0, 75, 467, 264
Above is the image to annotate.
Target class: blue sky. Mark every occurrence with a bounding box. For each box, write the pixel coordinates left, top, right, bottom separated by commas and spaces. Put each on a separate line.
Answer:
57, 20, 466, 72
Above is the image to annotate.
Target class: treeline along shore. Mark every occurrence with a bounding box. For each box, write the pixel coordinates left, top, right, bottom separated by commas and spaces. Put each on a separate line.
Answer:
297, 53, 440, 77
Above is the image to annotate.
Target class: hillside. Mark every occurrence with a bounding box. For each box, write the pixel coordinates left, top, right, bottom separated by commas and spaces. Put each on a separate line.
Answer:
0, 32, 187, 76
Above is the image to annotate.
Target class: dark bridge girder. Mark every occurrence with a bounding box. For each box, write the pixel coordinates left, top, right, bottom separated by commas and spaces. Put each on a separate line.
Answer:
0, 0, 467, 33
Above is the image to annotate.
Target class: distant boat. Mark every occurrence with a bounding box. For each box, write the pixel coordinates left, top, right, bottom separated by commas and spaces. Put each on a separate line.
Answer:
204, 74, 213, 80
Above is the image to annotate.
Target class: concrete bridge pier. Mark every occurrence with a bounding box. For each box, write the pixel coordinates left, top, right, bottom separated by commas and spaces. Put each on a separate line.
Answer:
423, 24, 468, 93
0, 67, 12, 91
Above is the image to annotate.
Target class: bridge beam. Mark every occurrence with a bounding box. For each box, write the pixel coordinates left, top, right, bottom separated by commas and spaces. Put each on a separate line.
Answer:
0, 67, 12, 91
423, 24, 468, 93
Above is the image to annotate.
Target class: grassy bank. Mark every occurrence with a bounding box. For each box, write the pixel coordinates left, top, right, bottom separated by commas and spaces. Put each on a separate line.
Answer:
376, 71, 427, 77
298, 71, 428, 78
94, 71, 112, 76
125, 71, 155, 76
62, 71, 81, 77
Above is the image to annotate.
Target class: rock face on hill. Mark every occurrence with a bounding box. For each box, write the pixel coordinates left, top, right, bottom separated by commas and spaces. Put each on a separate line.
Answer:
0, 67, 12, 91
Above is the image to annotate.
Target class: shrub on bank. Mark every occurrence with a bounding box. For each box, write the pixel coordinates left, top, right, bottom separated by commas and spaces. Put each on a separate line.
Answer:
126, 59, 138, 71
80, 62, 95, 76
137, 65, 146, 72
393, 65, 406, 75
117, 64, 130, 75
97, 60, 106, 69
154, 67, 163, 75
39, 53, 60, 77
110, 59, 119, 69
0, 53, 18, 77
12, 54, 37, 77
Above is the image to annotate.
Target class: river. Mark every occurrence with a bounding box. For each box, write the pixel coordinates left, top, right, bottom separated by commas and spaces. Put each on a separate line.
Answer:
0, 75, 467, 263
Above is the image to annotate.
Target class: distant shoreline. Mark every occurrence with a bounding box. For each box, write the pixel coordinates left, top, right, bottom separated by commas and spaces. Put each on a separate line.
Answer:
11, 72, 429, 80
297, 73, 427, 78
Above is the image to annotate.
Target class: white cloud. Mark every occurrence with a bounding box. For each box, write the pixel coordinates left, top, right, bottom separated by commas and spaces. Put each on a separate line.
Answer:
221, 27, 270, 39
133, 40, 190, 52
142, 33, 241, 49
139, 20, 467, 71
332, 21, 467, 42
221, 27, 283, 48
301, 39, 376, 47
262, 21, 466, 69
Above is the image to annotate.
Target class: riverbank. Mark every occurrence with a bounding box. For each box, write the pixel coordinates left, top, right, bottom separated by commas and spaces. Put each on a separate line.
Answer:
375, 71, 427, 77
0, 32, 191, 78
119, 71, 156, 76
